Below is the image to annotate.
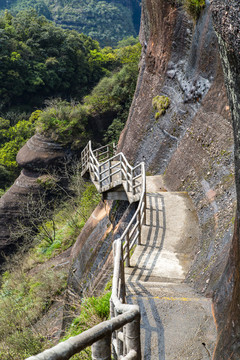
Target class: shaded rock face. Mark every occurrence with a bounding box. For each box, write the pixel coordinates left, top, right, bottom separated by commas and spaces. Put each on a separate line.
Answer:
118, 0, 238, 352
210, 1, 240, 358
0, 134, 72, 258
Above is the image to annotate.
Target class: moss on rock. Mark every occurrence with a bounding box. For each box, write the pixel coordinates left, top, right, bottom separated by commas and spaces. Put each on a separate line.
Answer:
152, 95, 170, 119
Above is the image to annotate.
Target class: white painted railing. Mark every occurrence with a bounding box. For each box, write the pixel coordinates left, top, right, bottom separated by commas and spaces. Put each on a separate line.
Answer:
81, 141, 145, 203
26, 141, 146, 360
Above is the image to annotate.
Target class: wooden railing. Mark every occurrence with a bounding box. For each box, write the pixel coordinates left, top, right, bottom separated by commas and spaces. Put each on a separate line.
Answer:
26, 141, 146, 360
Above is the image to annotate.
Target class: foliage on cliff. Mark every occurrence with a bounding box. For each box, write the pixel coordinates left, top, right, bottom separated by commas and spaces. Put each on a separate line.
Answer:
0, 0, 140, 47
152, 95, 170, 120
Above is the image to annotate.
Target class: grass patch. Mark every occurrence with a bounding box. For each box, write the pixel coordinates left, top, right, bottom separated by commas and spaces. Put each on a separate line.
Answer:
0, 266, 67, 359
61, 291, 111, 360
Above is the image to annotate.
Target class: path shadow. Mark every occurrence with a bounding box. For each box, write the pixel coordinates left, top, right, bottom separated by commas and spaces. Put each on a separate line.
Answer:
127, 193, 166, 291
128, 295, 165, 360
126, 193, 167, 359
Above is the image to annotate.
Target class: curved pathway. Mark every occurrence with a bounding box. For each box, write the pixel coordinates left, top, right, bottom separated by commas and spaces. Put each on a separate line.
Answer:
125, 176, 217, 359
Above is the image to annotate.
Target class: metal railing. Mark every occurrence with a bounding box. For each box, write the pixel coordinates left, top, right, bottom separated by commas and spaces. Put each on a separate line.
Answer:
26, 141, 146, 360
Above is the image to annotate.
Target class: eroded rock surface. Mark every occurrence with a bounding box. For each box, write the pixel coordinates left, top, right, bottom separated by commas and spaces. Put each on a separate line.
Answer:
210, 1, 240, 358
0, 134, 72, 257
118, 0, 238, 355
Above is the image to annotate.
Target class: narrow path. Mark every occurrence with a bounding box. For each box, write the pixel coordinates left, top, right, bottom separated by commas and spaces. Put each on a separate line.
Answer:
125, 176, 217, 359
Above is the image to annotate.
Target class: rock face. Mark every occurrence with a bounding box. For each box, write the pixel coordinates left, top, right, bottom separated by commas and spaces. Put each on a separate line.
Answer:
210, 1, 240, 358
0, 134, 72, 257
119, 0, 235, 292
16, 133, 68, 171
118, 0, 238, 354
68, 200, 134, 296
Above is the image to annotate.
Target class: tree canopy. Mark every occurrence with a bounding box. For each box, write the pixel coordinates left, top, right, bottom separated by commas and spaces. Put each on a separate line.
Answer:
0, 0, 141, 47
0, 9, 117, 112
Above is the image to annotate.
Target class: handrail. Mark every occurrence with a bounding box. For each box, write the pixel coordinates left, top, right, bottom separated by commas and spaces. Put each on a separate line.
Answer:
26, 307, 140, 360
27, 141, 145, 360
82, 141, 145, 358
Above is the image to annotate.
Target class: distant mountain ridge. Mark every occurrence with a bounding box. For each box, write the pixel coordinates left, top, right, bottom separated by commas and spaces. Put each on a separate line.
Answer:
0, 0, 141, 46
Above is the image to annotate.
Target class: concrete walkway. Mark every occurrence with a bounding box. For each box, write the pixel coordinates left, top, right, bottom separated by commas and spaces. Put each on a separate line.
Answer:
125, 176, 217, 359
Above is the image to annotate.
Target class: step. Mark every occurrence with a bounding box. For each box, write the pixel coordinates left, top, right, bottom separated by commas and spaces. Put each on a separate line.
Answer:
125, 266, 185, 283
126, 281, 209, 300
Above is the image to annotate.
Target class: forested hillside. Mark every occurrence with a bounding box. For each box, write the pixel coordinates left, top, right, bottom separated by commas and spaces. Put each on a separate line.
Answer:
0, 0, 141, 46
0, 9, 141, 194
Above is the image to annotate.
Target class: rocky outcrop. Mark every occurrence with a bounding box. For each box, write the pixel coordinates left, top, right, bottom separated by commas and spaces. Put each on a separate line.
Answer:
16, 133, 69, 171
0, 134, 72, 258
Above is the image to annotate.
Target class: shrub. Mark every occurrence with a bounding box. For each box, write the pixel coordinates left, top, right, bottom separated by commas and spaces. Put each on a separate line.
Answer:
36, 100, 89, 149
183, 0, 205, 19
152, 95, 170, 119
34, 181, 101, 260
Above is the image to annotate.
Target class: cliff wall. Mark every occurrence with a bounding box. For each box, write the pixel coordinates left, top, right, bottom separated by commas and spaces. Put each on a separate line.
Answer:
119, 0, 238, 354
210, 1, 240, 358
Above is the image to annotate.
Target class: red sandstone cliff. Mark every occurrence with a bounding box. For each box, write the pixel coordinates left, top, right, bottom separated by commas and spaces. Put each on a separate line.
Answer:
119, 0, 238, 355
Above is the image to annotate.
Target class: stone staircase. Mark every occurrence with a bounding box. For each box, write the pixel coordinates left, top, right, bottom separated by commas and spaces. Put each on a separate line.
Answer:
125, 177, 217, 359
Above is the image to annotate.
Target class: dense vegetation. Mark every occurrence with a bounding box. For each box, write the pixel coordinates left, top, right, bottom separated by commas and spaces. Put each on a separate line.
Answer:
0, 9, 118, 113
0, 0, 141, 47
0, 11, 140, 192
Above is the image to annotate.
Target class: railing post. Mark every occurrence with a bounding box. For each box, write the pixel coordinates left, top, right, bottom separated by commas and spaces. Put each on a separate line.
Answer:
120, 154, 123, 182
125, 313, 141, 360
127, 170, 130, 192
120, 244, 126, 303
110, 298, 118, 360
108, 159, 111, 185
131, 169, 134, 195
92, 333, 112, 360
138, 212, 141, 245
125, 233, 130, 267
143, 191, 147, 225
117, 318, 124, 357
